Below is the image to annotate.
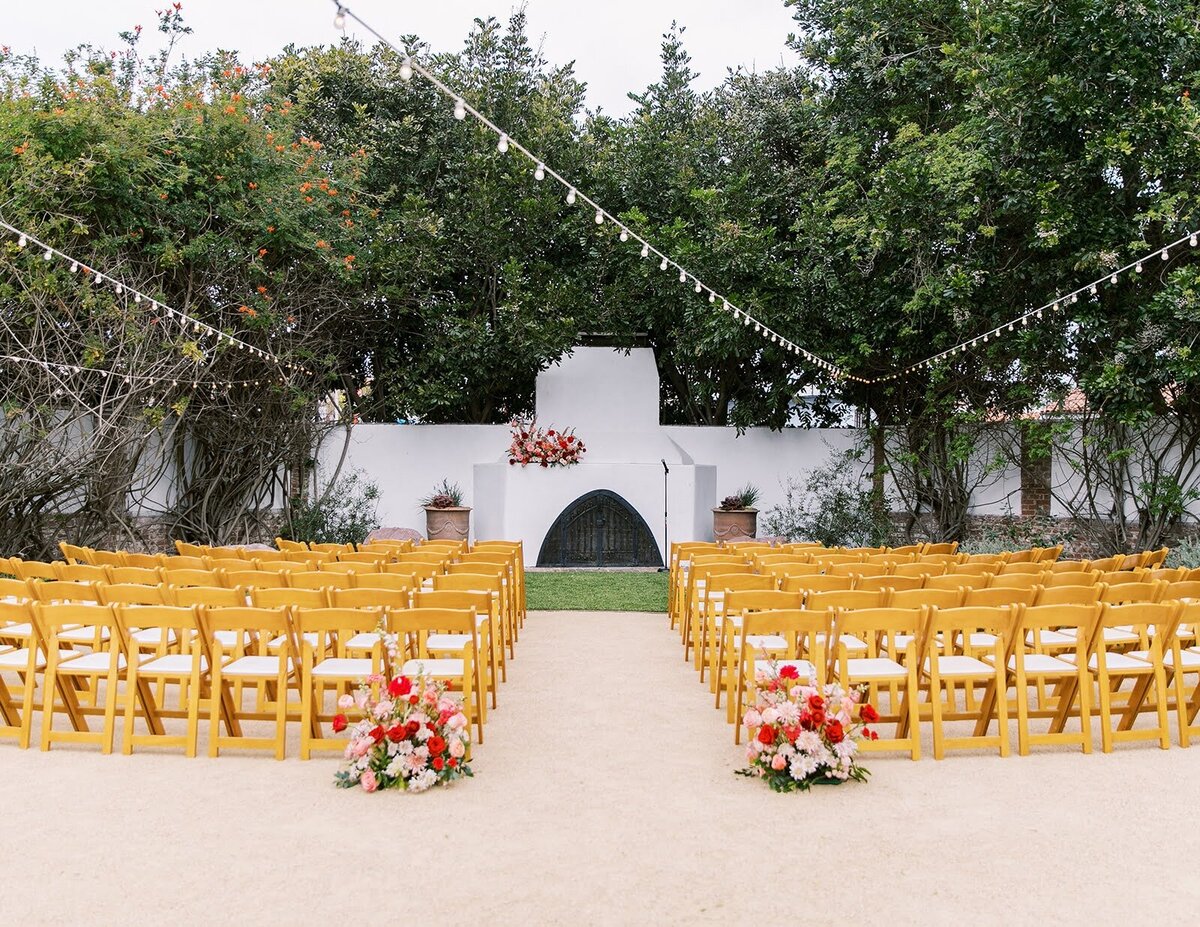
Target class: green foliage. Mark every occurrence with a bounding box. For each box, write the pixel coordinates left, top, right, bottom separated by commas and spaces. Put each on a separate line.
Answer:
525, 571, 667, 612
283, 471, 380, 545
762, 450, 893, 547
1166, 536, 1200, 570
961, 516, 1077, 557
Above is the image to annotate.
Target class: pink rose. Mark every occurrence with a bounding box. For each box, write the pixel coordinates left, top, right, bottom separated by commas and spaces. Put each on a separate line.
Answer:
771, 754, 787, 771
337, 694, 355, 710
448, 712, 467, 731
449, 738, 466, 759
350, 738, 371, 758
360, 769, 378, 793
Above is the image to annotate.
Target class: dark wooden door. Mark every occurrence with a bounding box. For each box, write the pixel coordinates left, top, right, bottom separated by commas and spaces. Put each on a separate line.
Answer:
537, 490, 663, 568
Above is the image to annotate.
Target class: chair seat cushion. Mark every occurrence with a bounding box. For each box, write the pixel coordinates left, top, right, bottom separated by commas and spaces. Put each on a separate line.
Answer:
1131, 648, 1200, 669
924, 655, 995, 678
845, 657, 907, 680
221, 655, 294, 677
1061, 651, 1153, 671
0, 647, 61, 669
0, 622, 33, 639
427, 633, 472, 651
1027, 630, 1078, 647
58, 625, 110, 644
744, 634, 787, 651
311, 657, 373, 678
139, 653, 208, 674
401, 658, 465, 677
816, 633, 868, 653
129, 627, 177, 645
345, 632, 381, 650
985, 652, 1076, 674
59, 651, 129, 673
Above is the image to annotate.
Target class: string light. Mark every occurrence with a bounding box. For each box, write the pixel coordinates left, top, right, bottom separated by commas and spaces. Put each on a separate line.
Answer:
0, 220, 312, 375
399, 58, 413, 82
333, 6, 346, 29
328, 3, 850, 381
0, 353, 270, 390
497, 133, 509, 154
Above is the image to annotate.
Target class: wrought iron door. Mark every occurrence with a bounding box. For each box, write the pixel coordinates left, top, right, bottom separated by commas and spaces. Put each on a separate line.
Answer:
537, 490, 663, 568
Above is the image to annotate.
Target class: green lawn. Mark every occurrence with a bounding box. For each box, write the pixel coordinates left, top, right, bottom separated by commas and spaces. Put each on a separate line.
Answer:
525, 570, 667, 612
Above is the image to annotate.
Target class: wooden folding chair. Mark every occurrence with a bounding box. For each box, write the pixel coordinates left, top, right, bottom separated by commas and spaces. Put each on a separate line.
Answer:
734, 609, 829, 744
696, 573, 777, 677
274, 538, 310, 552
780, 574, 854, 594
0, 602, 44, 748
54, 563, 110, 584
431, 573, 512, 664
116, 605, 209, 757
352, 573, 417, 593
856, 574, 923, 593
925, 573, 992, 592
107, 566, 161, 585
222, 569, 289, 591
394, 607, 485, 742
294, 607, 385, 759
414, 589, 501, 703
57, 542, 93, 565
12, 559, 60, 581
202, 606, 295, 759
715, 589, 806, 716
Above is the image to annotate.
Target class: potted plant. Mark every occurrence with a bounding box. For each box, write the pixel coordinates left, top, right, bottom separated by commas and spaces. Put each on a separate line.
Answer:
713, 484, 760, 541
423, 480, 470, 541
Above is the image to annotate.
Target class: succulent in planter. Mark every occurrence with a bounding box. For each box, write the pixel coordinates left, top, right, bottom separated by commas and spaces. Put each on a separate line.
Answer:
422, 480, 464, 509
719, 484, 761, 511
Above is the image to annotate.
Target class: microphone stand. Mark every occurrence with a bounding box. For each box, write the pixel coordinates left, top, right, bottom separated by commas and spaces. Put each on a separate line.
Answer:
659, 459, 669, 572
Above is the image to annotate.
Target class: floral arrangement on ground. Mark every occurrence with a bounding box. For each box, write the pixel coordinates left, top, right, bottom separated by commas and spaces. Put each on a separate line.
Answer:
737, 664, 878, 792
333, 672, 472, 793
507, 416, 585, 468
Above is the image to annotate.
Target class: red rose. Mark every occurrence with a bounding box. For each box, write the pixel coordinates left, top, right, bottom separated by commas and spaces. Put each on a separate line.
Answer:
426, 735, 447, 755
860, 704, 879, 723
432, 756, 445, 771
387, 677, 402, 698
406, 720, 420, 735
783, 725, 801, 743
409, 694, 419, 705
778, 664, 799, 680
331, 714, 348, 733
799, 711, 814, 731
369, 725, 385, 743
869, 730, 879, 741
756, 724, 776, 745
386, 724, 405, 742
808, 694, 825, 711
810, 708, 826, 727
825, 720, 844, 744
448, 757, 458, 769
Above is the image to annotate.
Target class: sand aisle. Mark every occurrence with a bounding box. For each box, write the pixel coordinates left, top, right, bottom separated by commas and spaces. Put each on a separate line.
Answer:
4, 609, 1200, 925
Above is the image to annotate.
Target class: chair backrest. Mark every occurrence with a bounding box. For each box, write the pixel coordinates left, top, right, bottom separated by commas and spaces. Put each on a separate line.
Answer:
762, 563, 823, 581
447, 562, 505, 578
1034, 584, 1101, 607
887, 587, 962, 610
54, 562, 110, 584
159, 568, 221, 588
174, 541, 206, 557
293, 607, 385, 657
0, 576, 31, 602
354, 573, 418, 592
1097, 580, 1166, 605
780, 574, 854, 594
12, 559, 60, 581
1005, 549, 1038, 564
122, 552, 164, 569
952, 562, 999, 576
1041, 570, 1100, 588
90, 550, 126, 567
988, 572, 1047, 590
856, 574, 922, 593
200, 606, 292, 658
1089, 602, 1181, 657
337, 552, 390, 565
251, 587, 328, 609
169, 585, 245, 608
722, 589, 805, 615
222, 569, 289, 590
161, 555, 207, 570
113, 604, 201, 641
922, 542, 958, 555
1049, 559, 1089, 573
1086, 554, 1125, 573
390, 606, 478, 638
1138, 547, 1169, 569
927, 606, 1013, 655
109, 566, 162, 585
284, 551, 324, 566
320, 561, 378, 575
887, 544, 925, 556
812, 553, 866, 567
1097, 569, 1148, 586
1147, 568, 1187, 583
754, 553, 813, 568
280, 571, 336, 591
309, 542, 355, 554
251, 560, 297, 574
29, 579, 101, 604
432, 573, 502, 595
924, 573, 992, 592
805, 589, 883, 612
34, 602, 120, 641
422, 540, 469, 553
1019, 603, 1100, 644
960, 552, 1008, 565
962, 586, 1037, 608
329, 587, 411, 610
384, 561, 438, 581
1165, 580, 1200, 602
892, 561, 947, 578
827, 563, 889, 578
249, 549, 287, 562
834, 606, 927, 663
1000, 562, 1047, 575
97, 583, 169, 606
206, 557, 251, 572
398, 552, 453, 567
359, 541, 415, 555
412, 589, 493, 617
740, 608, 830, 663
274, 538, 310, 552
710, 574, 777, 597
58, 542, 93, 564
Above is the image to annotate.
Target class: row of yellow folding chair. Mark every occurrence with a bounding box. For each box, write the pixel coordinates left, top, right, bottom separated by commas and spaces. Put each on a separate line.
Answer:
0, 599, 486, 759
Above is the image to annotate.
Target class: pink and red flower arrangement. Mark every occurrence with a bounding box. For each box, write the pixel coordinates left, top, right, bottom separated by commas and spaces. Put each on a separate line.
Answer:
333, 673, 473, 793
737, 663, 878, 792
506, 416, 585, 468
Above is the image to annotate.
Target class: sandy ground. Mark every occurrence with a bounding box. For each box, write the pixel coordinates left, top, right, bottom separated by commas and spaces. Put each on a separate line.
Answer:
4, 610, 1200, 926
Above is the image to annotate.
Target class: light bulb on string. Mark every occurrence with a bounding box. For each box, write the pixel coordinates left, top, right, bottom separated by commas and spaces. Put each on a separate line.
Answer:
42, 248, 52, 261
114, 283, 123, 294
1089, 284, 1098, 295
453, 98, 466, 120
1135, 262, 1143, 273
659, 257, 668, 271
333, 7, 346, 29
134, 293, 141, 303
17, 234, 26, 248
399, 59, 413, 82
69, 261, 78, 273
534, 163, 545, 181
694, 281, 702, 294
594, 209, 604, 225
1162, 248, 1170, 261
640, 243, 649, 258
566, 188, 576, 205
94, 272, 102, 284
1070, 293, 1078, 303
497, 134, 509, 154
708, 293, 715, 303
1191, 234, 1198, 247
619, 228, 628, 242
1109, 273, 1118, 284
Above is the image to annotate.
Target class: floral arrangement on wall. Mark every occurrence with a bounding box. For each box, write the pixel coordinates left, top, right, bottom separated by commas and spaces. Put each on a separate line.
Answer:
506, 417, 586, 468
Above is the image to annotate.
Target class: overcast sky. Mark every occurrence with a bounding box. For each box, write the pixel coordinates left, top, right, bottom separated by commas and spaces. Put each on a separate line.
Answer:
4, 1, 801, 116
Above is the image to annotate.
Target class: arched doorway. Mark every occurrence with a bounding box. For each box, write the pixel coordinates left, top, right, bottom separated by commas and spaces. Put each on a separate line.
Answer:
537, 489, 663, 568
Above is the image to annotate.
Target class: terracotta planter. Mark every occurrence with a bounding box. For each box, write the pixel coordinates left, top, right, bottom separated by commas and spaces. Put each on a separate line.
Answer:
424, 505, 471, 541
713, 507, 757, 542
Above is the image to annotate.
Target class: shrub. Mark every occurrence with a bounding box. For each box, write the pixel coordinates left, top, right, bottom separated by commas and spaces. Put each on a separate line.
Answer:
762, 451, 892, 547
1166, 535, 1200, 569
719, 484, 760, 511
422, 479, 464, 508
283, 470, 381, 545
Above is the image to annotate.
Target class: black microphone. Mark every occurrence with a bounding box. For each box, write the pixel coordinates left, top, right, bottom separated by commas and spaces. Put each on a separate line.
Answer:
661, 458, 670, 475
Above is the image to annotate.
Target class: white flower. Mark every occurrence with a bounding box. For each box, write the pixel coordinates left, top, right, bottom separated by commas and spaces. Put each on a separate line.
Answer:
834, 738, 857, 758
761, 707, 780, 726
408, 769, 438, 792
